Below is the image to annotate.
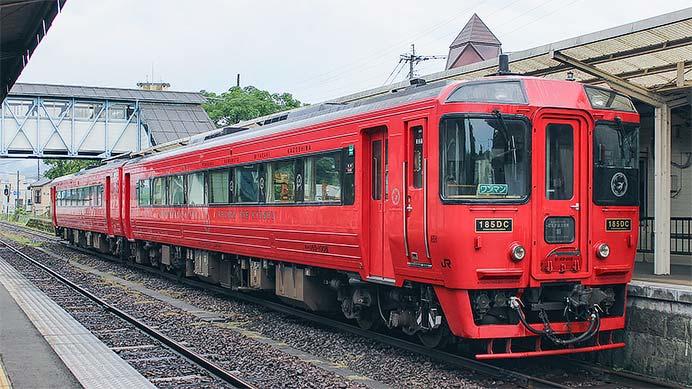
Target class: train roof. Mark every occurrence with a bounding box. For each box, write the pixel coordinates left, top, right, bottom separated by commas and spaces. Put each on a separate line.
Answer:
50, 159, 129, 186
133, 79, 458, 163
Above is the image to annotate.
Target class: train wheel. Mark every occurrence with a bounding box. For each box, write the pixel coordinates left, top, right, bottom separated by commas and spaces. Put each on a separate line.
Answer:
356, 308, 382, 331
417, 323, 451, 349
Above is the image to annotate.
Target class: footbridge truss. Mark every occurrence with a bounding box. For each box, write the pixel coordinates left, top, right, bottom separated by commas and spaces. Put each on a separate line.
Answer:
1, 83, 215, 159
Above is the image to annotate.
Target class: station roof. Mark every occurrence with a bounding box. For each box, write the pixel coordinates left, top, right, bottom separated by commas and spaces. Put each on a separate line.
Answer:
0, 0, 66, 102
28, 178, 52, 188
9, 83, 207, 104
333, 7, 692, 104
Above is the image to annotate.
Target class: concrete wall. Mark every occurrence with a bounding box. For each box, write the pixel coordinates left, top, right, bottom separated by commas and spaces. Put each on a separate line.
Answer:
588, 281, 692, 385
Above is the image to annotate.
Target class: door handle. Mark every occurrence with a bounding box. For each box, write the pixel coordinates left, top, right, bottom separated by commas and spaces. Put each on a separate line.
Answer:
406, 203, 413, 212
570, 203, 580, 211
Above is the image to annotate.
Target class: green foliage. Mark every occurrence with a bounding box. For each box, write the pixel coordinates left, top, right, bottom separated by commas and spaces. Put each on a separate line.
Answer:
43, 159, 99, 179
201, 86, 303, 127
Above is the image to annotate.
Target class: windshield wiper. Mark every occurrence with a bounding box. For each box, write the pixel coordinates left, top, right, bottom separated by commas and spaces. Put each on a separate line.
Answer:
491, 110, 517, 165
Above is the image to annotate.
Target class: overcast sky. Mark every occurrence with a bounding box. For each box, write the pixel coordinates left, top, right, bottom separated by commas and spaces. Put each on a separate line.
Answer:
10, 0, 692, 180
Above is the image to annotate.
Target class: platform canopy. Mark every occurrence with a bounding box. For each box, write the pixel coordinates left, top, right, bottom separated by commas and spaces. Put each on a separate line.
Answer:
332, 7, 692, 107
0, 0, 66, 102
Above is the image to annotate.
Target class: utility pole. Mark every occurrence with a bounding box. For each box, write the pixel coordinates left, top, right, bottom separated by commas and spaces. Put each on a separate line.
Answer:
15, 170, 19, 210
400, 44, 447, 80
236, 73, 241, 88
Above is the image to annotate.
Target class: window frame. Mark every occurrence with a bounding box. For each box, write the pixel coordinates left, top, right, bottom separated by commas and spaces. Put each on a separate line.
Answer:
438, 113, 532, 205
208, 168, 231, 205
592, 120, 640, 206
445, 79, 529, 105
186, 171, 207, 206
167, 175, 187, 205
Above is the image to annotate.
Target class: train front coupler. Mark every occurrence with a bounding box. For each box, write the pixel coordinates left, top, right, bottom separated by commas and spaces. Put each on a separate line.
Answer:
509, 284, 612, 346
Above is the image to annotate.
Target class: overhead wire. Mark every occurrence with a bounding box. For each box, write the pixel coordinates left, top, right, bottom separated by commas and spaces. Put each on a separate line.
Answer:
291, 0, 492, 89
297, 0, 555, 100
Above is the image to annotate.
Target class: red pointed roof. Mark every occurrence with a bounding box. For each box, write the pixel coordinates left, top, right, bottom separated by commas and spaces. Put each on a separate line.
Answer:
449, 13, 501, 48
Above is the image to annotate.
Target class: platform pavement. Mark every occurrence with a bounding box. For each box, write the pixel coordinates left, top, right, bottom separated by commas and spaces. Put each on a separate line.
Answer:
0, 255, 154, 389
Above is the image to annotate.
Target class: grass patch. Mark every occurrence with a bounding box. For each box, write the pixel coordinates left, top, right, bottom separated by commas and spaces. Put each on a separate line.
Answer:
0, 230, 43, 247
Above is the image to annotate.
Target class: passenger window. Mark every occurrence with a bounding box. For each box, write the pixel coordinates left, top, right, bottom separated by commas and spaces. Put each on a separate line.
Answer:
412, 126, 423, 188
305, 153, 341, 202
546, 124, 574, 200
235, 165, 259, 203
209, 169, 229, 204
187, 172, 206, 205
138, 180, 151, 206
169, 175, 185, 205
372, 140, 382, 200
152, 177, 165, 205
79, 188, 86, 206
268, 160, 295, 203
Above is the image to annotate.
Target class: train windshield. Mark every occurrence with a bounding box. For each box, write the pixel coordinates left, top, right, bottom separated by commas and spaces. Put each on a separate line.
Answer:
440, 115, 529, 202
593, 122, 639, 205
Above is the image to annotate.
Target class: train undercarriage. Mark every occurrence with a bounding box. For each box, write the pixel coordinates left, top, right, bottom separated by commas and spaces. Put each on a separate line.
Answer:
59, 227, 625, 353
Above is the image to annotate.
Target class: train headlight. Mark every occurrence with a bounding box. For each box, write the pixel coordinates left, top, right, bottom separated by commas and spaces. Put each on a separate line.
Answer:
510, 243, 526, 262
596, 243, 610, 259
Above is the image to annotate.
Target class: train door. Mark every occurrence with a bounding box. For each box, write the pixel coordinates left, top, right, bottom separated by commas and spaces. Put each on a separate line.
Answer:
403, 119, 431, 266
105, 176, 112, 236
366, 127, 393, 281
123, 172, 131, 238
50, 186, 57, 226
533, 110, 589, 281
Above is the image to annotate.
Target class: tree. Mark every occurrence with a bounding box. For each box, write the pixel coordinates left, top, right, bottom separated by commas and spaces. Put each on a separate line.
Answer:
201, 86, 303, 127
43, 159, 99, 179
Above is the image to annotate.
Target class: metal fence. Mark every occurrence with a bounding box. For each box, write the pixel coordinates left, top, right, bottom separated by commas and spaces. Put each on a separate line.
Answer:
638, 217, 692, 255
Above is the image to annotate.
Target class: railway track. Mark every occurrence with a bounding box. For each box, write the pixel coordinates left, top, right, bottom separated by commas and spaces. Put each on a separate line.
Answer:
1, 222, 683, 389
0, 236, 256, 389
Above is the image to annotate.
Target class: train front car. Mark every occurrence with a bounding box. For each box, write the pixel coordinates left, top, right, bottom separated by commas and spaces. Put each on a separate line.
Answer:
431, 77, 639, 358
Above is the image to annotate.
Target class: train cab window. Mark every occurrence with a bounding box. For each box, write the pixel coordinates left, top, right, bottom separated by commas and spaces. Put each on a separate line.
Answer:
169, 175, 185, 205
304, 153, 342, 203
267, 160, 295, 203
187, 172, 206, 205
545, 124, 574, 200
593, 122, 639, 205
440, 115, 529, 202
138, 180, 151, 206
235, 165, 259, 203
152, 177, 165, 205
209, 169, 230, 204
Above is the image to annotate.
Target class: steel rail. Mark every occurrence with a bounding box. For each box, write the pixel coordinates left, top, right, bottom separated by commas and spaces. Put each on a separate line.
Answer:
0, 239, 257, 389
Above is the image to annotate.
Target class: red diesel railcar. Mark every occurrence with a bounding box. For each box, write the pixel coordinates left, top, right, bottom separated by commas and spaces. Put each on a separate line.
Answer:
52, 75, 640, 359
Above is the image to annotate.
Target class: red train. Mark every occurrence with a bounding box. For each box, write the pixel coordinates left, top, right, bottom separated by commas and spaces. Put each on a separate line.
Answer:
51, 75, 640, 359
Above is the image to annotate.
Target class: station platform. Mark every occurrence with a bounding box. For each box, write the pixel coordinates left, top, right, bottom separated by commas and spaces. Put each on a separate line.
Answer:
595, 274, 692, 385
0, 257, 154, 389
633, 261, 692, 286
